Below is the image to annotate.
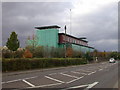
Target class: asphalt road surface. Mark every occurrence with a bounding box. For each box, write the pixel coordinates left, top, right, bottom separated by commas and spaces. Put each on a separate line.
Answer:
2, 61, 119, 90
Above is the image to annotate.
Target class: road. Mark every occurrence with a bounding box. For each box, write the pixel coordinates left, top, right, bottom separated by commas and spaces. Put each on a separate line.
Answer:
2, 61, 119, 90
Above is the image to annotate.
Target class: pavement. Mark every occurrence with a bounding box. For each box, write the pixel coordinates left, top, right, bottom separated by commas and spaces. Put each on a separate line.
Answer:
2, 61, 119, 90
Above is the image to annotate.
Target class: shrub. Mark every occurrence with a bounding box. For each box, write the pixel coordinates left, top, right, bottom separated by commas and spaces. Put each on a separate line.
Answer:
109, 52, 118, 59
2, 58, 87, 72
23, 49, 33, 58
2, 49, 12, 58
50, 48, 65, 58
84, 52, 93, 62
72, 51, 83, 58
32, 46, 44, 58
14, 50, 24, 58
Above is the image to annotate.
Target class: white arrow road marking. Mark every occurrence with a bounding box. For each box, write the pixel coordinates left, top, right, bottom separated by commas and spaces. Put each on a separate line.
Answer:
61, 82, 99, 90
86, 82, 99, 89
22, 79, 35, 87
61, 84, 88, 90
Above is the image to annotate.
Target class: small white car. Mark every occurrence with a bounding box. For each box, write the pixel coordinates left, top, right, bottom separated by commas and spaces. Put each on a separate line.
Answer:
109, 58, 115, 63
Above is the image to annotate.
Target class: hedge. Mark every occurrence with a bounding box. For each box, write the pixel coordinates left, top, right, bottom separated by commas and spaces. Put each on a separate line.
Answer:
2, 58, 87, 72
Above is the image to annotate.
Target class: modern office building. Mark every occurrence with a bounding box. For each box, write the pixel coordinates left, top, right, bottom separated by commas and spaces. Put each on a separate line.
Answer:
29, 25, 94, 53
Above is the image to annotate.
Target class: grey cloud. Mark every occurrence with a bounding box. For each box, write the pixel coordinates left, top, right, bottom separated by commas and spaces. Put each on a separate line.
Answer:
90, 39, 118, 52
71, 3, 117, 51
2, 2, 71, 19
2, 2, 72, 47
2, 2, 117, 51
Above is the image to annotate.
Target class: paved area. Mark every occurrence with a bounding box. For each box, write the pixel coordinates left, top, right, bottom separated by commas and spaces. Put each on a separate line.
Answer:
2, 61, 119, 90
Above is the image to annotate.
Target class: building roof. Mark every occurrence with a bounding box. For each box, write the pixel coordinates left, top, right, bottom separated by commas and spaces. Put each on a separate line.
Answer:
58, 33, 88, 43
35, 25, 60, 30
78, 37, 87, 39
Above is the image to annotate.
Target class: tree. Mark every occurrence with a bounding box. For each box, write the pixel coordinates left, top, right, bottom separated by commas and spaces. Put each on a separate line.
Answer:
6, 31, 20, 51
93, 49, 98, 57
110, 52, 118, 59
26, 34, 38, 51
84, 52, 93, 62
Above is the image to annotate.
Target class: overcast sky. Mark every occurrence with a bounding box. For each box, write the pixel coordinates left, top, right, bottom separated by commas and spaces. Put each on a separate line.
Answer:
2, 0, 118, 51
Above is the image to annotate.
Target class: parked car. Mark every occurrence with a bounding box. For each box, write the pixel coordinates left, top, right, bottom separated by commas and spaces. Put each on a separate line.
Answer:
109, 58, 115, 63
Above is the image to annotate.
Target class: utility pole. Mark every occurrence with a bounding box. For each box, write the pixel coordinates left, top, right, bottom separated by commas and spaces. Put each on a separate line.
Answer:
70, 9, 72, 35
65, 25, 67, 58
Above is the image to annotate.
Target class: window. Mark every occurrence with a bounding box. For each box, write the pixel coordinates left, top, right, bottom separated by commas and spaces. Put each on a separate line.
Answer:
75, 40, 76, 43
74, 40, 75, 43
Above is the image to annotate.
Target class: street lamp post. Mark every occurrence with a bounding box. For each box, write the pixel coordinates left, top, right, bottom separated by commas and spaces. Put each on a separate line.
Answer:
65, 25, 67, 58
70, 9, 72, 35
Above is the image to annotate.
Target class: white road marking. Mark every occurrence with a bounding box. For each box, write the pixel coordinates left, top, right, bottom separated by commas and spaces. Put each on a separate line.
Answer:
98, 69, 103, 71
45, 76, 65, 83
22, 79, 35, 87
66, 76, 84, 84
86, 68, 96, 71
2, 79, 23, 84
88, 71, 96, 75
2, 76, 38, 84
78, 69, 92, 72
86, 82, 99, 89
49, 73, 57, 75
71, 71, 87, 75
26, 83, 62, 89
60, 71, 68, 73
60, 73, 78, 79
102, 62, 106, 64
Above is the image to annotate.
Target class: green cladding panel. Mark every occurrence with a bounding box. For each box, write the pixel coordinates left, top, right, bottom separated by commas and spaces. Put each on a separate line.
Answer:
71, 44, 94, 53
58, 43, 94, 53
36, 29, 59, 48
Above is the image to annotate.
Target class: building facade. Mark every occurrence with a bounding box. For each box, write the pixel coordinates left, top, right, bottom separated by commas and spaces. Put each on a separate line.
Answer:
29, 25, 94, 53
